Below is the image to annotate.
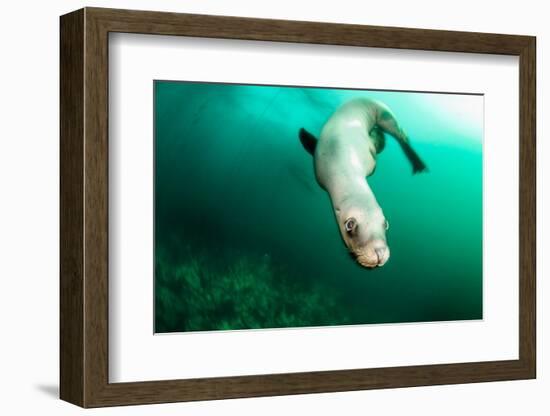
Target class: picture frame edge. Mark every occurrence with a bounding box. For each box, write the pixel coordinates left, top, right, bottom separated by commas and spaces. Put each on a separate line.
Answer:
59, 7, 537, 408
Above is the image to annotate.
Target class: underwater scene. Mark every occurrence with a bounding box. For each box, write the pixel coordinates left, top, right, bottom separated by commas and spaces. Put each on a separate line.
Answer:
154, 80, 483, 333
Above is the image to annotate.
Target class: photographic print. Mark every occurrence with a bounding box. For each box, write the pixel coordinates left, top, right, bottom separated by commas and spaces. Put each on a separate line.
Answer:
154, 81, 483, 333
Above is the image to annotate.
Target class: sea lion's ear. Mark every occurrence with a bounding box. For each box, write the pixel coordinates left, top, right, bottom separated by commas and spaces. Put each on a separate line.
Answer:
299, 128, 318, 156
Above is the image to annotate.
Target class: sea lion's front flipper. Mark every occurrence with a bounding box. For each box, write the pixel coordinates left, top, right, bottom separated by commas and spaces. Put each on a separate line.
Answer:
299, 128, 318, 156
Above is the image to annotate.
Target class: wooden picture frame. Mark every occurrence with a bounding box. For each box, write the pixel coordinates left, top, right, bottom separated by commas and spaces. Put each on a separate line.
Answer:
60, 7, 536, 408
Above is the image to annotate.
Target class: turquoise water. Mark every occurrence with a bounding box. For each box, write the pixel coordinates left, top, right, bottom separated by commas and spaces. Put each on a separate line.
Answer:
154, 81, 483, 333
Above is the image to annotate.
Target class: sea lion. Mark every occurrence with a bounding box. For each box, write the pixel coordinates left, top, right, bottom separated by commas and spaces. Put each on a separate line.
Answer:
299, 98, 427, 268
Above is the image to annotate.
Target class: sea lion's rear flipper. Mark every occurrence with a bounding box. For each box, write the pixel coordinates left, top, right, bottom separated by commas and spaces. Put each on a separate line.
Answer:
299, 128, 318, 156
397, 140, 428, 174
375, 105, 428, 174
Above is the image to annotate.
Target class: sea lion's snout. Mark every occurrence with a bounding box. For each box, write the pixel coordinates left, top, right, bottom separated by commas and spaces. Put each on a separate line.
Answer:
339, 211, 390, 268
354, 240, 390, 268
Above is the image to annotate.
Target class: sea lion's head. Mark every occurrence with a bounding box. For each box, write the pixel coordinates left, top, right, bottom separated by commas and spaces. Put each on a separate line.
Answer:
335, 202, 390, 268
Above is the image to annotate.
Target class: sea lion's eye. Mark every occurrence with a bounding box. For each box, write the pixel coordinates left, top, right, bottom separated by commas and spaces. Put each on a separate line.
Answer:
344, 218, 357, 233
384, 220, 390, 230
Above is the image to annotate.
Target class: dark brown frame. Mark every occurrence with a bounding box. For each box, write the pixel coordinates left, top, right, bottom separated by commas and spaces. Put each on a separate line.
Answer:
60, 7, 536, 408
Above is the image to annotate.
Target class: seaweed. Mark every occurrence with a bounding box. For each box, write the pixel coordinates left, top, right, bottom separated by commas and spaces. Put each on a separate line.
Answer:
155, 247, 350, 333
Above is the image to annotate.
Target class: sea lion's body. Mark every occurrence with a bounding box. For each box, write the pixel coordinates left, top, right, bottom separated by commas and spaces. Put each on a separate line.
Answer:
299, 98, 427, 268
315, 99, 386, 188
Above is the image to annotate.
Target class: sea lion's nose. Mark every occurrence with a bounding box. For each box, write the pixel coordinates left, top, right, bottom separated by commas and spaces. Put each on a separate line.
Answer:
354, 241, 390, 268
375, 247, 389, 266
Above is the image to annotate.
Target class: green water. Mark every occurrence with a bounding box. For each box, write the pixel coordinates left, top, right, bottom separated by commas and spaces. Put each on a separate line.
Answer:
154, 81, 483, 333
